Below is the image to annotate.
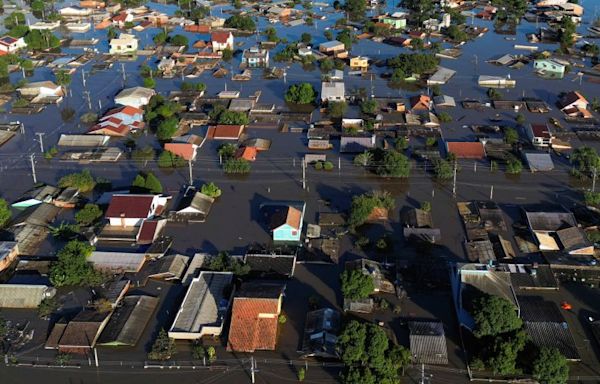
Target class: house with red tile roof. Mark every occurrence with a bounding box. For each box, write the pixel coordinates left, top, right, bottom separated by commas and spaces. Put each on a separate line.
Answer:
207, 124, 244, 140
105, 194, 169, 227
227, 282, 285, 353
410, 94, 431, 112
100, 105, 144, 125
527, 123, 553, 148
558, 91, 591, 118
164, 143, 197, 161
211, 31, 234, 53
111, 11, 133, 27
445, 141, 486, 159
235, 146, 258, 161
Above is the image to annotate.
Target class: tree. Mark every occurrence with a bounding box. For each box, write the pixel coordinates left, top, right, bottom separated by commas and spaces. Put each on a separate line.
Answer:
38, 297, 58, 318
156, 117, 179, 140
51, 72, 71, 89
180, 81, 206, 92
221, 48, 233, 61
320, 57, 334, 72
218, 110, 249, 125
75, 204, 102, 226
218, 143, 237, 159
328, 101, 347, 118
4, 12, 25, 30
446, 25, 468, 42
515, 113, 526, 125
360, 99, 378, 115
143, 77, 156, 89
506, 155, 523, 175
169, 34, 189, 47
559, 16, 576, 48
132, 146, 155, 162
191, 343, 205, 360
340, 270, 374, 300
532, 347, 569, 384
344, 0, 366, 21
264, 27, 279, 42
158, 150, 186, 168
387, 53, 439, 76
224, 14, 256, 31
337, 29, 355, 50
107, 27, 118, 40
24, 30, 60, 50
487, 88, 502, 101
437, 112, 452, 123
354, 151, 373, 167
223, 158, 251, 174
201, 182, 222, 198
571, 146, 600, 173
377, 150, 411, 178
145, 172, 163, 194
58, 170, 96, 192
301, 33, 311, 44
472, 294, 522, 337
207, 252, 250, 275
421, 201, 432, 212
349, 191, 395, 228
153, 31, 168, 45
324, 30, 334, 41
0, 198, 11, 228
585, 191, 600, 207
148, 329, 176, 360
504, 127, 519, 145
285, 83, 317, 105
49, 241, 101, 287
487, 331, 527, 374
434, 159, 454, 180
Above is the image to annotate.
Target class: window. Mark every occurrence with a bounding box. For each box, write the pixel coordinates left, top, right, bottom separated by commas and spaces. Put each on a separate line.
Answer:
292, 230, 298, 236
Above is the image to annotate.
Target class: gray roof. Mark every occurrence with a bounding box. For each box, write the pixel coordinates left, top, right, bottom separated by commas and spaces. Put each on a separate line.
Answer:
403, 208, 433, 228
525, 152, 554, 172
97, 295, 159, 346
340, 135, 375, 153
89, 251, 146, 272
319, 40, 344, 50
556, 226, 590, 251
409, 321, 448, 365
321, 81, 345, 100
403, 227, 441, 243
525, 209, 577, 232
433, 95, 456, 107
115, 86, 155, 100
501, 264, 558, 290
0, 284, 56, 308
58, 134, 110, 147
427, 66, 456, 85
169, 271, 234, 337
465, 240, 496, 263
301, 308, 341, 358
460, 266, 518, 309
525, 321, 580, 360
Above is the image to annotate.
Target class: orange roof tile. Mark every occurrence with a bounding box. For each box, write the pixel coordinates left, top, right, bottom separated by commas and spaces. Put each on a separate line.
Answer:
207, 124, 244, 140
164, 143, 196, 161
211, 32, 231, 44
227, 298, 279, 352
446, 142, 485, 159
235, 146, 257, 161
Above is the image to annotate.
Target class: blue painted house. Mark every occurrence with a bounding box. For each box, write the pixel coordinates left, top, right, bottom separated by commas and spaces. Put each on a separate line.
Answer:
270, 203, 306, 242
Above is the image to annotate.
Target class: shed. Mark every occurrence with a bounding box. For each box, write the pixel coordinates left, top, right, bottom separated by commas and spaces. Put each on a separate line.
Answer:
524, 152, 554, 172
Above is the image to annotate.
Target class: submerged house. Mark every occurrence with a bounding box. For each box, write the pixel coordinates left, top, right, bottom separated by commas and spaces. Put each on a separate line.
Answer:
105, 194, 168, 227
268, 203, 306, 242
109, 33, 138, 54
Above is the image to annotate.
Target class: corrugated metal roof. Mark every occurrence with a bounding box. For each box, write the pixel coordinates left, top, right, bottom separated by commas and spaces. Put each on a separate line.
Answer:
409, 321, 448, 365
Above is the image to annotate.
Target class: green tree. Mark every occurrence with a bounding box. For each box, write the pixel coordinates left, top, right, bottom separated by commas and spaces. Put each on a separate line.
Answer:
221, 48, 233, 61
360, 99, 378, 115
487, 331, 527, 375
207, 251, 250, 275
153, 31, 168, 45
354, 151, 373, 167
218, 143, 237, 159
145, 172, 163, 194
340, 270, 374, 300
434, 159, 454, 180
264, 27, 279, 42
349, 191, 395, 228
472, 294, 522, 337
487, 88, 503, 101
344, 0, 366, 21
337, 29, 355, 50
55, 70, 72, 87
223, 158, 251, 174
180, 81, 206, 92
158, 150, 186, 168
585, 191, 600, 207
571, 146, 600, 173
75, 204, 103, 226
200, 182, 222, 198
504, 127, 519, 145
301, 32, 311, 44
387, 53, 439, 75
49, 241, 101, 287
328, 101, 347, 117
58, 170, 96, 192
224, 14, 256, 31
143, 77, 156, 89
0, 198, 11, 228
438, 112, 452, 123
421, 201, 432, 212
285, 83, 317, 104
148, 329, 176, 360
324, 30, 334, 41
515, 113, 526, 125
24, 30, 60, 50
559, 16, 576, 48
4, 12, 25, 30
377, 150, 411, 178
446, 25, 468, 42
156, 117, 179, 140
532, 347, 569, 384
107, 27, 118, 40
169, 34, 189, 47
218, 110, 249, 125
320, 57, 334, 72
131, 174, 147, 192
506, 155, 523, 175
131, 146, 155, 162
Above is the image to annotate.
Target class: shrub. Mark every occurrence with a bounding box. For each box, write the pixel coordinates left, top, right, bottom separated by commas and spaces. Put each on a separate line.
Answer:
158, 150, 186, 168
323, 161, 334, 170
314, 161, 324, 170
201, 182, 222, 198
75, 204, 103, 226
58, 170, 96, 192
143, 77, 156, 89
420, 201, 432, 212
223, 158, 251, 174
278, 314, 287, 324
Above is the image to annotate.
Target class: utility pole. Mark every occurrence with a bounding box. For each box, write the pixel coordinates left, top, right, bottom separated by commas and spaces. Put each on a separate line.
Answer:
121, 63, 126, 81
302, 159, 306, 190
452, 161, 457, 197
188, 159, 193, 185
94, 348, 99, 367
35, 132, 45, 152
490, 185, 494, 200
82, 69, 86, 87
30, 154, 37, 183
250, 356, 256, 384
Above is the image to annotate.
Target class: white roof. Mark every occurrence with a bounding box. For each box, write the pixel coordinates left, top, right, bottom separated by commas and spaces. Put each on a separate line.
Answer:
89, 251, 146, 272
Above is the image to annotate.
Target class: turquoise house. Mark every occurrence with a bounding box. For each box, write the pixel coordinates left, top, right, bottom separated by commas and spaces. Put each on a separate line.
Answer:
533, 59, 566, 76
270, 203, 306, 242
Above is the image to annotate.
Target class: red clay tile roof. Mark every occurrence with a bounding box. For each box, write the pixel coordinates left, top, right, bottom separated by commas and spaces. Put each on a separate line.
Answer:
235, 146, 257, 161
410, 95, 431, 110
106, 195, 155, 219
531, 123, 551, 138
112, 11, 128, 22
103, 105, 143, 118
446, 142, 485, 159
285, 206, 302, 229
207, 124, 244, 139
137, 219, 159, 244
185, 24, 210, 33
88, 124, 130, 136
211, 32, 231, 44
0, 36, 18, 45
227, 298, 280, 352
164, 143, 196, 161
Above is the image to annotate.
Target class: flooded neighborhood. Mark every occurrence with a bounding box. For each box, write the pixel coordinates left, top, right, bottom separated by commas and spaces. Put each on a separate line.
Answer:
0, 0, 599, 383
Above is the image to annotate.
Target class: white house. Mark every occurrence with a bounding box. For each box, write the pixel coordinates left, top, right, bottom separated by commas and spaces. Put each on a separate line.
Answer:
17, 81, 64, 98
211, 31, 234, 52
527, 123, 554, 148
0, 36, 26, 54
109, 33, 138, 54
321, 81, 345, 103
59, 5, 93, 17
114, 86, 156, 108
105, 194, 169, 227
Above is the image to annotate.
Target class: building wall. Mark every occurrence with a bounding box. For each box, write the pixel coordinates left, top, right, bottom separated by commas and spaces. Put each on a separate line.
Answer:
273, 224, 301, 242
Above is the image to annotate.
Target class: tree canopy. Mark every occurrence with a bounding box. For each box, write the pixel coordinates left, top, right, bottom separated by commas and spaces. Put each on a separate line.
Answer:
377, 150, 411, 178
156, 117, 179, 140
533, 347, 569, 384
571, 146, 600, 173
340, 270, 374, 300
201, 182, 222, 198
49, 241, 101, 287
58, 170, 96, 192
472, 294, 522, 337
387, 53, 439, 76
75, 204, 103, 226
207, 252, 250, 275
131, 172, 163, 193
218, 110, 249, 125
285, 83, 317, 105
349, 191, 395, 228
148, 329, 176, 360
0, 198, 11, 228
224, 14, 256, 31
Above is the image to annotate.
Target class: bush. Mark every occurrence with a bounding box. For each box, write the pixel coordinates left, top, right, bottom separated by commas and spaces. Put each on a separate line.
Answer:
584, 191, 600, 206
314, 161, 323, 170
201, 182, 222, 198
360, 99, 378, 115
58, 170, 96, 192
218, 143, 237, 159
0, 198, 11, 228
349, 191, 395, 228
323, 161, 334, 171
158, 150, 186, 168
191, 344, 205, 360
12, 98, 29, 108
221, 48, 233, 61
285, 83, 316, 105
505, 155, 523, 175
180, 82, 206, 92
297, 367, 306, 381
218, 110, 249, 125
143, 77, 156, 89
438, 112, 452, 123
148, 329, 176, 361
132, 146, 155, 162
156, 117, 179, 140
224, 14, 256, 31
38, 297, 58, 318
328, 101, 347, 118
223, 158, 251, 174
278, 314, 287, 324
377, 150, 411, 178
131, 172, 163, 194
504, 127, 519, 145
420, 201, 432, 212
434, 159, 454, 180
354, 151, 373, 167
340, 270, 374, 300
75, 204, 103, 226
